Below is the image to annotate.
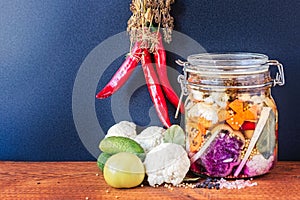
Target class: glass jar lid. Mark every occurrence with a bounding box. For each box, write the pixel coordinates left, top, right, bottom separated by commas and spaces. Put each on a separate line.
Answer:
175, 52, 285, 117
176, 52, 285, 90
186, 52, 270, 74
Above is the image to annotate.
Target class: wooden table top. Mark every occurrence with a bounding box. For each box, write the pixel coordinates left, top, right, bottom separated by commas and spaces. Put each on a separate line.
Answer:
0, 161, 299, 200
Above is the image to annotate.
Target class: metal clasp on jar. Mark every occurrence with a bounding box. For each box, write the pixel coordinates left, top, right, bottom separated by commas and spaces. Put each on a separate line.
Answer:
175, 60, 189, 118
267, 60, 285, 86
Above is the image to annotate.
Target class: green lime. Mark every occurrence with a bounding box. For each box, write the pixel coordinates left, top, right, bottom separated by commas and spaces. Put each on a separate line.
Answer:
103, 152, 145, 188
97, 152, 111, 171
99, 136, 145, 160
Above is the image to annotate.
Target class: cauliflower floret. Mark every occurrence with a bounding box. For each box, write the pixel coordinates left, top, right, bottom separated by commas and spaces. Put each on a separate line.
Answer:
238, 93, 251, 102
211, 92, 229, 108
134, 126, 165, 153
192, 91, 228, 109
250, 95, 264, 105
105, 121, 137, 139
188, 103, 219, 124
191, 90, 205, 101
244, 154, 274, 176
144, 143, 190, 186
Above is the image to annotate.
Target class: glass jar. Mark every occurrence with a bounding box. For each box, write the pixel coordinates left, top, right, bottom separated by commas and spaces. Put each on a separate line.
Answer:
177, 52, 285, 178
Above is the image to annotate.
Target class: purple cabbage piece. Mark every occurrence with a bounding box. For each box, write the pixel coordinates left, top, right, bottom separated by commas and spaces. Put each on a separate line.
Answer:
200, 130, 244, 177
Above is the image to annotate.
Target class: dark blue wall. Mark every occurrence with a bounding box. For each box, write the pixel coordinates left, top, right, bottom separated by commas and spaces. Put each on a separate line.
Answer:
1, 0, 299, 161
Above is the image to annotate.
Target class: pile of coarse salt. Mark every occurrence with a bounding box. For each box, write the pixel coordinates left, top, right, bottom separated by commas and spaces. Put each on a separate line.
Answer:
219, 178, 258, 189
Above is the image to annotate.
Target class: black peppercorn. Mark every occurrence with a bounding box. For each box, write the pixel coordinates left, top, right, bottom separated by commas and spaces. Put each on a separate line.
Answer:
207, 183, 214, 189
196, 177, 221, 190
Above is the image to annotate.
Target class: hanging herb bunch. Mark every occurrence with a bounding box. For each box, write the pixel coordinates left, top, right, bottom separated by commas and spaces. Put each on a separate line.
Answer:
96, 0, 183, 128
127, 0, 175, 50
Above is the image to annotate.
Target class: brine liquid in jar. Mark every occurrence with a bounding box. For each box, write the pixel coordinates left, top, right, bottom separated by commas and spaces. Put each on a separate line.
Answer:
177, 53, 285, 178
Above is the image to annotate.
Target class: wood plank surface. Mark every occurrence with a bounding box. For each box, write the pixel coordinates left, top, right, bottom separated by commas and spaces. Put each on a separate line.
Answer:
0, 161, 299, 200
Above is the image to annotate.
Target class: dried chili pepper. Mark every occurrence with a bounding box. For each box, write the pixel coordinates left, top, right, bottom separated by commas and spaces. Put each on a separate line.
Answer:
95, 1, 180, 127
141, 49, 171, 128
154, 33, 184, 113
96, 42, 142, 99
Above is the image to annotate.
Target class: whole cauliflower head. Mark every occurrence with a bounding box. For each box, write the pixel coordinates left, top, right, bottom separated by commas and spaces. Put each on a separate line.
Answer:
134, 126, 165, 153
144, 143, 190, 186
105, 121, 136, 138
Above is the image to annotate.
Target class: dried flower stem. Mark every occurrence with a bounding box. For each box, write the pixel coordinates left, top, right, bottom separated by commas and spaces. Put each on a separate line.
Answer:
127, 0, 175, 51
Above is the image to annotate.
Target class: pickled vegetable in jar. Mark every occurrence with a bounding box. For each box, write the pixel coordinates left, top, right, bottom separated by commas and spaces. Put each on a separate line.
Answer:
177, 53, 285, 178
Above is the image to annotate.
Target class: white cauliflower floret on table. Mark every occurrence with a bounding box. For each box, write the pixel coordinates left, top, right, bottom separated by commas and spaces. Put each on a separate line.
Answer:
105, 121, 137, 139
144, 143, 190, 186
134, 126, 165, 153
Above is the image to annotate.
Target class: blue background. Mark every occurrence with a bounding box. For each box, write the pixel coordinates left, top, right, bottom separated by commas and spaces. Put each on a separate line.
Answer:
1, 0, 299, 161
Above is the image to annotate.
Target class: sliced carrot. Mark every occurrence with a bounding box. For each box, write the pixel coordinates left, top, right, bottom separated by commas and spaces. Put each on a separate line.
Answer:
226, 99, 259, 130
197, 122, 206, 135
228, 99, 244, 113
226, 113, 245, 130
243, 105, 258, 120
190, 133, 203, 152
218, 109, 233, 122
190, 123, 206, 152
198, 117, 213, 129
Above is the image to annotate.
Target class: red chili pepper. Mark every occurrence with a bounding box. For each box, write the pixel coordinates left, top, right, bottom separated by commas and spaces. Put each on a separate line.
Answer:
141, 49, 171, 128
96, 42, 142, 99
154, 33, 184, 113
241, 121, 256, 130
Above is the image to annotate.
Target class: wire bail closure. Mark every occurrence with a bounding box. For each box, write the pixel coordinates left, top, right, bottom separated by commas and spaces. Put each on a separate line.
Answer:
267, 60, 285, 87
174, 60, 189, 118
